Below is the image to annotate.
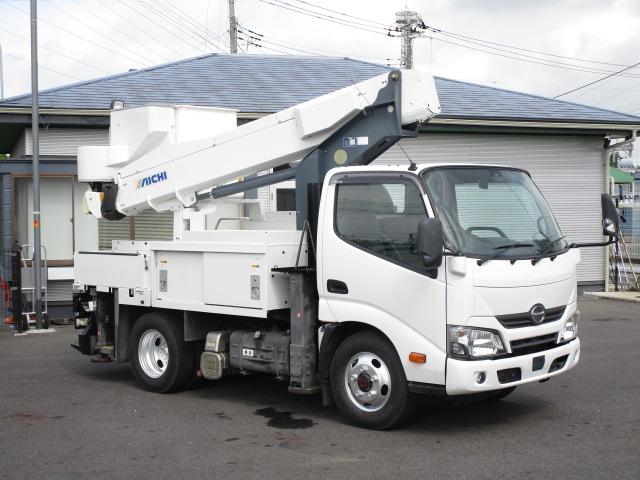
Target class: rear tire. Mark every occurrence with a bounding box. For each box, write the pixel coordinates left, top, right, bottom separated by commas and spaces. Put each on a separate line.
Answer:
330, 331, 413, 430
129, 312, 195, 393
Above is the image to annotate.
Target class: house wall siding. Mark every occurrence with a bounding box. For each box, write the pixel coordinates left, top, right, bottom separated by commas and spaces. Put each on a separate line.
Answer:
13, 128, 109, 157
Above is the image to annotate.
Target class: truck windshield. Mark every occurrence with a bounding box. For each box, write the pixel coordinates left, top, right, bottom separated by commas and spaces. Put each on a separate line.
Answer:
422, 167, 567, 260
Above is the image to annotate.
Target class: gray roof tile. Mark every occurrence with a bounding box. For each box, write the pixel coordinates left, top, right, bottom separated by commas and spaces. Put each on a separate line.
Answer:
1, 53, 639, 125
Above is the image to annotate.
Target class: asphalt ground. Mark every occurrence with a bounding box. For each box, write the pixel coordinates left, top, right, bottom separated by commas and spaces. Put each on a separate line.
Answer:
0, 297, 639, 480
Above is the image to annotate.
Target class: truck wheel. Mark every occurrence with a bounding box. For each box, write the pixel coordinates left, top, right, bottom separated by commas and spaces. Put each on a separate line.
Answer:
330, 331, 413, 430
129, 312, 195, 393
485, 386, 517, 401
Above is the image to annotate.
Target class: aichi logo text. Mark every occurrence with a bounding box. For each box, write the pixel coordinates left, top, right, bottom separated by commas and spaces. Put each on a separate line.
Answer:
136, 171, 168, 188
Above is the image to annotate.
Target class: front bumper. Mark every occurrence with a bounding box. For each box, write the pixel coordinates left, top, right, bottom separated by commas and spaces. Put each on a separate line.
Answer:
445, 337, 580, 395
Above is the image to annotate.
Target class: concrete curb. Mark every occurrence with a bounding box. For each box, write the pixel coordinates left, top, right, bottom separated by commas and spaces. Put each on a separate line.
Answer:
584, 292, 640, 304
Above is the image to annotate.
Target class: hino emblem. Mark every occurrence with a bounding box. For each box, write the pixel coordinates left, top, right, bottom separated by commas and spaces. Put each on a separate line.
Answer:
530, 304, 546, 324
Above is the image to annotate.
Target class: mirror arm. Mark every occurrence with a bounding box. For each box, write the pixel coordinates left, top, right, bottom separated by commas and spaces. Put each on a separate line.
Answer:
570, 236, 618, 249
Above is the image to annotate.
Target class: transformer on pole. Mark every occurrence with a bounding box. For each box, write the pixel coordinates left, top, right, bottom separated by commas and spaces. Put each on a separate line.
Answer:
395, 10, 423, 69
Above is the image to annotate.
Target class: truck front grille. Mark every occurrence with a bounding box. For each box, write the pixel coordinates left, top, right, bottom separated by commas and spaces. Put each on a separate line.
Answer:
496, 305, 566, 329
509, 333, 560, 356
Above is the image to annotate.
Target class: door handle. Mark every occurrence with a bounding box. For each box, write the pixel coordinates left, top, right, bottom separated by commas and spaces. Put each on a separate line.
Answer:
327, 279, 348, 294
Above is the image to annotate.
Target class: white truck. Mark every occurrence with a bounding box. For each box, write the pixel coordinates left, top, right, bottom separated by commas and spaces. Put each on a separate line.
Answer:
71, 69, 619, 429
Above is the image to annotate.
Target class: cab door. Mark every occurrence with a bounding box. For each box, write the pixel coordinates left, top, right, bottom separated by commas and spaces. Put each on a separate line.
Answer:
318, 172, 447, 385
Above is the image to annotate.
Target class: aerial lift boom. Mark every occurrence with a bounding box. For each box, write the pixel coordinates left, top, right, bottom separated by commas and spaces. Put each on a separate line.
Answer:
78, 70, 441, 228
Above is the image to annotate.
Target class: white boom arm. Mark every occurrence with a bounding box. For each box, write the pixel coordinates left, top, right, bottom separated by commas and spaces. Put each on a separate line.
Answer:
78, 70, 440, 218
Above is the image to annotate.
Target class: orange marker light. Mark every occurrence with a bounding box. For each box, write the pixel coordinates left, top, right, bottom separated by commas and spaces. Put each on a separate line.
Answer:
409, 352, 427, 364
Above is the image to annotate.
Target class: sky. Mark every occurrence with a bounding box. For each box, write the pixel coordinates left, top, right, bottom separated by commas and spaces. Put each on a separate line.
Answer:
0, 0, 639, 117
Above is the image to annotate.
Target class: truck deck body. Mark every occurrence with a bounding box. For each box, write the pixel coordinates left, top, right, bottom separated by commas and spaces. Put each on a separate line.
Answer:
71, 69, 609, 429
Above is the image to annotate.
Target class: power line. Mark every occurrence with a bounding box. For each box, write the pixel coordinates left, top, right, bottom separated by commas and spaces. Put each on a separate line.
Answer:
152, 0, 230, 51
4, 0, 154, 68
136, 0, 225, 53
101, 0, 188, 58
0, 25, 113, 75
433, 31, 640, 78
255, 0, 393, 36
591, 82, 640, 107
3, 50, 81, 81
270, 0, 391, 32
430, 36, 640, 79
554, 60, 640, 98
278, 1, 637, 72
430, 28, 636, 70
69, 0, 173, 64
290, 0, 392, 28
116, 0, 204, 56
264, 1, 640, 78
157, 0, 229, 48
239, 27, 399, 64
45, 1, 154, 67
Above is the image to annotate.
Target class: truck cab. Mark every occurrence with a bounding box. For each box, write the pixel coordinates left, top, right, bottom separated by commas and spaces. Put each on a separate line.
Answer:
316, 164, 581, 424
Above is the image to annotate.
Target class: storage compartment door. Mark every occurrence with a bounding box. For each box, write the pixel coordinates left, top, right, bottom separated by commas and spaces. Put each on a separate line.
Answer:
203, 253, 264, 310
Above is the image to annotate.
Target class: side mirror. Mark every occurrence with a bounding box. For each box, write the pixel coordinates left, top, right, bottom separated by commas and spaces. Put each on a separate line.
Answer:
416, 218, 443, 269
601, 194, 619, 237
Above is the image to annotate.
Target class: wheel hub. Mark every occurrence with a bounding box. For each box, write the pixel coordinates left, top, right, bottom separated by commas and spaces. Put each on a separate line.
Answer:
138, 329, 169, 379
356, 373, 373, 392
344, 352, 392, 412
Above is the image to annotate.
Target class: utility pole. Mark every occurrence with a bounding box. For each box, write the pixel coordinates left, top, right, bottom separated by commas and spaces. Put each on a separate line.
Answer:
0, 41, 4, 100
228, 0, 238, 54
395, 10, 423, 69
30, 0, 44, 329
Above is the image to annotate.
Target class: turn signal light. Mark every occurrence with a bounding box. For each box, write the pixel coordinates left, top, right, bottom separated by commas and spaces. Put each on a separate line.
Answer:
409, 352, 427, 364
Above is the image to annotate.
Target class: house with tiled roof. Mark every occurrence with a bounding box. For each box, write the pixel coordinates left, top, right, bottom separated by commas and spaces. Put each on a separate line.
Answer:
1, 53, 639, 316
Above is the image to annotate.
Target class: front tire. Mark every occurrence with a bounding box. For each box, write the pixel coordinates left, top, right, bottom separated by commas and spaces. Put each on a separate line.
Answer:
330, 331, 413, 430
129, 312, 195, 393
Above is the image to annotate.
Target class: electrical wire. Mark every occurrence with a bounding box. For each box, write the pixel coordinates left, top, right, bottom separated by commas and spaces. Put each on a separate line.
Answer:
45, 1, 155, 67
139, 0, 228, 54
239, 27, 399, 64
100, 0, 188, 58
286, 1, 637, 73
433, 31, 639, 78
69, 0, 173, 64
269, 0, 391, 32
3, 51, 81, 81
115, 0, 204, 56
151, 0, 230, 52
255, 0, 393, 36
431, 28, 635, 70
3, 0, 153, 68
553, 60, 640, 98
134, 0, 214, 53
290, 0, 392, 28
430, 36, 640, 80
0, 25, 113, 75
261, 0, 640, 79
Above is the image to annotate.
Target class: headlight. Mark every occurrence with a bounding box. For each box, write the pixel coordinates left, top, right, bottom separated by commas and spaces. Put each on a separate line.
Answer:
448, 326, 506, 358
560, 310, 579, 341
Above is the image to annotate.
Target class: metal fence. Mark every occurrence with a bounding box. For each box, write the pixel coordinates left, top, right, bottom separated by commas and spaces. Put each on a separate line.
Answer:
610, 202, 640, 291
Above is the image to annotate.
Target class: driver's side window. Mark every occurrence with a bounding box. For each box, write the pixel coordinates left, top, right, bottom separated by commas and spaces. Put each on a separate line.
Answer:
335, 178, 427, 270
